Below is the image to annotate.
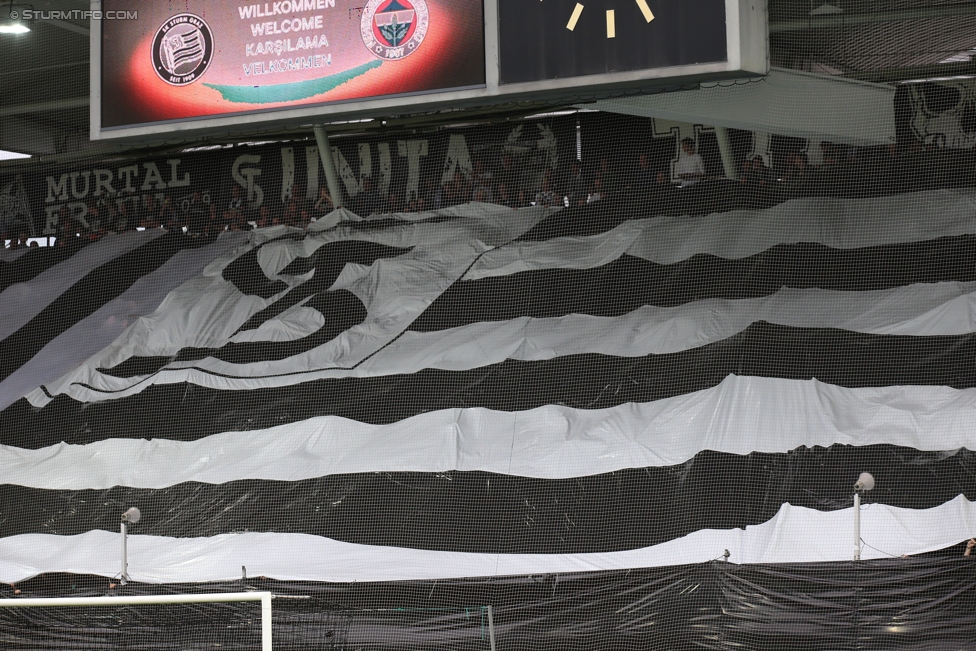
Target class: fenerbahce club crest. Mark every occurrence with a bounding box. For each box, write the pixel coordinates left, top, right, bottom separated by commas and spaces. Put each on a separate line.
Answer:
361, 0, 429, 60
151, 13, 214, 85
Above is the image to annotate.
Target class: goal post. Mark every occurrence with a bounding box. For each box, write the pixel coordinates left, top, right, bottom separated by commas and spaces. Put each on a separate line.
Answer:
0, 591, 272, 651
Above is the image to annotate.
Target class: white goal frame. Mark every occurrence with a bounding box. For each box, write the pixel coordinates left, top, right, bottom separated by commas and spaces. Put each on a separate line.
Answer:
0, 591, 272, 651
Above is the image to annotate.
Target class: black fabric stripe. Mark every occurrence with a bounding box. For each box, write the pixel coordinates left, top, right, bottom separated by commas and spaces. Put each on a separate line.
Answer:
6, 556, 975, 651
410, 235, 976, 332
0, 244, 79, 293
0, 233, 206, 383
2, 444, 971, 553
4, 322, 976, 449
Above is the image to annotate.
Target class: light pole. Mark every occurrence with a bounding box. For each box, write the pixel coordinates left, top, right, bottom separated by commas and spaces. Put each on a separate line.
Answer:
120, 507, 141, 584
853, 473, 874, 561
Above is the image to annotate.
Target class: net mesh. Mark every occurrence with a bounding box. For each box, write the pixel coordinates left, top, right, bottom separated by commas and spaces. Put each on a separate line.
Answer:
0, 601, 264, 651
4, 0, 976, 650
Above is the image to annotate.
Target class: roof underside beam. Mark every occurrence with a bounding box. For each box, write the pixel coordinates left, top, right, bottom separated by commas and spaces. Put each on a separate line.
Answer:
581, 68, 896, 146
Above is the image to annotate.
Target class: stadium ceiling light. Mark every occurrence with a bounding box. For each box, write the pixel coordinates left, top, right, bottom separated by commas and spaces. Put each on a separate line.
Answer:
852, 472, 874, 561
0, 2, 30, 33
0, 21, 29, 34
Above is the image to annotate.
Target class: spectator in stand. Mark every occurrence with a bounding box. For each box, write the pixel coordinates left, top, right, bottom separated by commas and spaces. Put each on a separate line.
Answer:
255, 205, 271, 229
498, 153, 519, 193
287, 183, 309, 212
819, 142, 839, 166
495, 181, 513, 208
626, 153, 655, 190
312, 187, 334, 217
674, 138, 706, 188
187, 191, 208, 234
224, 185, 244, 222
784, 152, 809, 183
352, 176, 380, 215
966, 538, 976, 556
587, 177, 606, 204
534, 169, 559, 207
471, 159, 494, 202
595, 157, 618, 195
741, 155, 776, 186
387, 193, 401, 213
284, 200, 300, 226
564, 160, 588, 206
159, 196, 177, 229
422, 177, 442, 210
442, 170, 469, 207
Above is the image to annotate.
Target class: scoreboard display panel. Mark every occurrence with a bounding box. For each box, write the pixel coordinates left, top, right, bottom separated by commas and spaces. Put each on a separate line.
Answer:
99, 0, 486, 128
91, 0, 767, 140
497, 0, 727, 84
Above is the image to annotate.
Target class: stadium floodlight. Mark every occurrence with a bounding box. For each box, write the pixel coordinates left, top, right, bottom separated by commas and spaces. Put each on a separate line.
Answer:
853, 473, 875, 561
120, 507, 141, 584
0, 3, 29, 34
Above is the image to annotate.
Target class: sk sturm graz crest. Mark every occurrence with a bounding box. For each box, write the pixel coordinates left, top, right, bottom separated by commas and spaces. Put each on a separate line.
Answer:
151, 14, 214, 85
361, 0, 429, 61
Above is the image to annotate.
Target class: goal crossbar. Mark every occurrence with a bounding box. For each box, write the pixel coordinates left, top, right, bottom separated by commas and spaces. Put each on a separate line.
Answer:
0, 591, 272, 651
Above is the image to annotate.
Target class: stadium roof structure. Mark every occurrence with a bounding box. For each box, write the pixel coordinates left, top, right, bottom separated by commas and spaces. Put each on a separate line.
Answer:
1, 0, 976, 163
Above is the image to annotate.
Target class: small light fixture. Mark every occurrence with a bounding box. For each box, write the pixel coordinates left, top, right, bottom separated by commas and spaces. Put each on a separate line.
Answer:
853, 473, 874, 561
120, 507, 141, 584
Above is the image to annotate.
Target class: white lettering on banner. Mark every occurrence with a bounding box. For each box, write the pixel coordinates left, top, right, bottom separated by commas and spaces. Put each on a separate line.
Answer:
140, 163, 168, 191
332, 147, 358, 197
440, 134, 472, 185
245, 35, 328, 55
69, 172, 90, 200
242, 54, 331, 76
166, 160, 190, 188
250, 15, 323, 36
232, 155, 264, 207
118, 166, 139, 194
398, 140, 429, 200
46, 175, 69, 203
43, 205, 60, 234
93, 169, 114, 196
238, 0, 334, 19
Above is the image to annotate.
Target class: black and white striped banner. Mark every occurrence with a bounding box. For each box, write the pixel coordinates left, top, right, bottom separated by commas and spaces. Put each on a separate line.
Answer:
2, 193, 976, 584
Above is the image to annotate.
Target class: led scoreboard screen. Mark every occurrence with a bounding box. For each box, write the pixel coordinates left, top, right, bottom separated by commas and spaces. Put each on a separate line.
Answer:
99, 0, 486, 128
93, 0, 767, 139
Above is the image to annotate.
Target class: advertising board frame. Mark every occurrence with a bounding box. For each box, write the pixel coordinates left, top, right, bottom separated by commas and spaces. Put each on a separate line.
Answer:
90, 0, 767, 142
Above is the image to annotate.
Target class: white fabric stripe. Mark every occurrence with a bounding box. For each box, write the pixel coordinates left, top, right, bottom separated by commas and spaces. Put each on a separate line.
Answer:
6, 376, 976, 490
467, 189, 976, 280
0, 233, 250, 412
0, 229, 167, 342
28, 278, 976, 406
1, 496, 973, 584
